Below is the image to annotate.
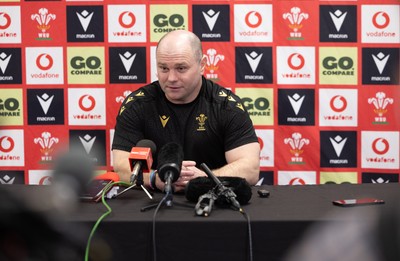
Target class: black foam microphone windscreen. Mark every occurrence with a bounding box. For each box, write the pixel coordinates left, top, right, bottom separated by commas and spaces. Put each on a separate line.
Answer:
136, 139, 157, 157
157, 142, 184, 183
185, 176, 252, 205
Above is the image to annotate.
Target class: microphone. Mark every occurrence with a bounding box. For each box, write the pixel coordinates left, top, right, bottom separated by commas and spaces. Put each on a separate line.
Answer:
157, 142, 183, 196
129, 139, 157, 185
200, 163, 243, 211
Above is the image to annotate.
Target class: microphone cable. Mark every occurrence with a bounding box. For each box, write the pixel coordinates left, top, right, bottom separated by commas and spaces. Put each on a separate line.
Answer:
84, 180, 131, 261
227, 191, 254, 261
240, 208, 253, 261
151, 192, 169, 261
198, 163, 253, 261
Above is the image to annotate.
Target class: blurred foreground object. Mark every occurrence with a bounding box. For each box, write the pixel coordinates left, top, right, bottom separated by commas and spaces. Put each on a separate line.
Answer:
0, 149, 96, 260
0, 186, 86, 261
51, 149, 95, 213
284, 193, 400, 261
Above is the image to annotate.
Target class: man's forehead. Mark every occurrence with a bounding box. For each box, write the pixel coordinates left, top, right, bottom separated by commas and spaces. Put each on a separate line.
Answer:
157, 60, 190, 67
157, 53, 194, 65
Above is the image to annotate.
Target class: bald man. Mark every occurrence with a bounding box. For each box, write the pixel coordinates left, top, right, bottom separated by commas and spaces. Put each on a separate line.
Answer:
112, 30, 260, 192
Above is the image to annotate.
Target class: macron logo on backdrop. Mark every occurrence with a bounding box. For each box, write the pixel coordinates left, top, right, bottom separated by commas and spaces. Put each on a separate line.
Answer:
77, 10, 94, 32
79, 134, 96, 154
36, 93, 54, 115
288, 93, 305, 115
0, 52, 11, 74
202, 9, 220, 31
245, 51, 263, 73
119, 51, 136, 73
372, 52, 389, 74
330, 135, 347, 157
329, 10, 347, 32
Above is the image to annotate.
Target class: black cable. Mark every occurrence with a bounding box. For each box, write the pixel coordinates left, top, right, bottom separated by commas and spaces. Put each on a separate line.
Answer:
150, 190, 252, 261
240, 209, 253, 261
151, 193, 168, 261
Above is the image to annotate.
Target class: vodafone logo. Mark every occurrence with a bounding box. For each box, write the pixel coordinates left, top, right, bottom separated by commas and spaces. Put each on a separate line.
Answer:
119, 11, 136, 28
69, 88, 105, 125
330, 95, 347, 112
288, 53, 305, 70
258, 136, 264, 150
245, 11, 262, 28
372, 138, 389, 155
0, 12, 11, 30
79, 95, 96, 111
289, 178, 306, 185
36, 54, 54, 71
0, 136, 14, 153
39, 176, 52, 185
372, 12, 390, 29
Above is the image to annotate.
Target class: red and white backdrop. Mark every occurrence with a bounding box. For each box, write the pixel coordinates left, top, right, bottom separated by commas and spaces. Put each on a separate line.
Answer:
0, 0, 399, 186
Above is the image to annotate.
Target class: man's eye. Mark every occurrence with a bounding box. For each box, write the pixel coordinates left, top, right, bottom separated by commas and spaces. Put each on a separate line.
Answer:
177, 67, 187, 72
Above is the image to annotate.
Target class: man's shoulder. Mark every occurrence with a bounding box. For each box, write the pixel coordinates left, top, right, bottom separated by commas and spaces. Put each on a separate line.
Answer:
122, 82, 160, 107
203, 78, 230, 100
203, 78, 244, 110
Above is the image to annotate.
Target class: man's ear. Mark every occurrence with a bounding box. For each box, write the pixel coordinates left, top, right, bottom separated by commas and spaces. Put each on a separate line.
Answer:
200, 55, 207, 73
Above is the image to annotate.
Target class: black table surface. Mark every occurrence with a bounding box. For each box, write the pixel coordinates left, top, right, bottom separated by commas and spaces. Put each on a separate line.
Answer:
2, 183, 399, 261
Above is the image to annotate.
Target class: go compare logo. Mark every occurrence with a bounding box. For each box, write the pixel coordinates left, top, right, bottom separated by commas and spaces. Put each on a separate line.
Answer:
67, 47, 105, 84
319, 47, 357, 85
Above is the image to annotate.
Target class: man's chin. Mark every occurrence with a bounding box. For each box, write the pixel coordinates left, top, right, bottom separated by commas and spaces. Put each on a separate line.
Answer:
166, 94, 186, 104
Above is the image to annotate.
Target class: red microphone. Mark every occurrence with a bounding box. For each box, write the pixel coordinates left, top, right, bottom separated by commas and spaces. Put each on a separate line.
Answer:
129, 140, 157, 184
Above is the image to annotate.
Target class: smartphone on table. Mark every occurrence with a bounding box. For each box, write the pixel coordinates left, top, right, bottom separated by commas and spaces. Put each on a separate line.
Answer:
332, 198, 384, 207
80, 179, 114, 202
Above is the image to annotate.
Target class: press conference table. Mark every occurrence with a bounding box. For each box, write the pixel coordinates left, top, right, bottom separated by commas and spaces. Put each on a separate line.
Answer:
8, 183, 400, 261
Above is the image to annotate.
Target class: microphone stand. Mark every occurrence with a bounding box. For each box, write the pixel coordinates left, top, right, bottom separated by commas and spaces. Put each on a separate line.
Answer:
113, 169, 153, 199
163, 175, 174, 207
195, 189, 217, 217
200, 163, 243, 212
140, 174, 193, 212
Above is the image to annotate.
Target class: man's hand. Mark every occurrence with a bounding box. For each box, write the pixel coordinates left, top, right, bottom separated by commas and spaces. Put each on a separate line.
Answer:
174, 161, 207, 192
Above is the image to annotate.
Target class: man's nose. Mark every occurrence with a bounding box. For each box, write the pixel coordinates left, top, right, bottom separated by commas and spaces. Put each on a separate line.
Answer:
167, 69, 178, 82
